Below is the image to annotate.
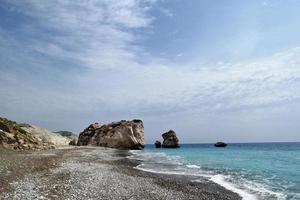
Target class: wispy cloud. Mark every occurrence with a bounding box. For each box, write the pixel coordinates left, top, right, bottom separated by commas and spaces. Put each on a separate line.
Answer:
159, 7, 173, 17
1, 0, 156, 71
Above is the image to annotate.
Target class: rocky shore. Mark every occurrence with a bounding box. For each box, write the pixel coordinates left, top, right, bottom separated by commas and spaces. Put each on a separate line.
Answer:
0, 147, 241, 200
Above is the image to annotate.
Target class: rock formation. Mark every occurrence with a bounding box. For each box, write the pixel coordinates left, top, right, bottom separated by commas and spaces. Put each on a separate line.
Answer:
162, 130, 180, 148
20, 124, 71, 146
0, 117, 74, 150
214, 142, 227, 147
0, 117, 49, 150
77, 123, 101, 146
155, 140, 161, 148
77, 119, 144, 150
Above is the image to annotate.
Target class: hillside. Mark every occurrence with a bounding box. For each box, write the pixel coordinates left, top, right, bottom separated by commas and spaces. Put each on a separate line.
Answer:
0, 117, 71, 150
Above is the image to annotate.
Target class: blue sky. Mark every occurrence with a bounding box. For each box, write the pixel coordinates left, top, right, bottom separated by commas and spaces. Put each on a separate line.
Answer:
1, 0, 300, 143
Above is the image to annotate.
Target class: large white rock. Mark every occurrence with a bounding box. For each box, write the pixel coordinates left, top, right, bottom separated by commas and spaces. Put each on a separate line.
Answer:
77, 119, 144, 150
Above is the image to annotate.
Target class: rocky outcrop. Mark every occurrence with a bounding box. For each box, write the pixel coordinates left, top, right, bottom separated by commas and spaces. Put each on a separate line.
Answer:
77, 120, 144, 150
155, 140, 161, 148
20, 125, 71, 146
214, 142, 227, 147
162, 130, 180, 148
77, 123, 101, 146
0, 117, 51, 150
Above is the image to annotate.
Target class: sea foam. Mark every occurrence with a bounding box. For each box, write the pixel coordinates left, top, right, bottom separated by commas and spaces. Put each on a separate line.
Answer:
210, 175, 257, 200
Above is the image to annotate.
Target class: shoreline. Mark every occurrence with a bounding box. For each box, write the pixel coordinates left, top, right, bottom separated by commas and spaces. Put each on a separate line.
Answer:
128, 150, 256, 200
0, 146, 242, 200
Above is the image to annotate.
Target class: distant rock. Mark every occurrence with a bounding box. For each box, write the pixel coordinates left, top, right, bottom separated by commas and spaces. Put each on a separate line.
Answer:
54, 131, 75, 137
77, 119, 144, 150
214, 142, 227, 147
155, 140, 161, 148
53, 130, 78, 143
162, 130, 180, 148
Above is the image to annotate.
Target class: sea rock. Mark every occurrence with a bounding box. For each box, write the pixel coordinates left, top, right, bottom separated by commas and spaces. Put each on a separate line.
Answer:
77, 119, 144, 150
162, 130, 180, 148
214, 142, 227, 147
155, 140, 162, 148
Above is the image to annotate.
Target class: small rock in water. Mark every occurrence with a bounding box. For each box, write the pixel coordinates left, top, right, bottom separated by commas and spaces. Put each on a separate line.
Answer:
214, 142, 227, 147
154, 140, 161, 148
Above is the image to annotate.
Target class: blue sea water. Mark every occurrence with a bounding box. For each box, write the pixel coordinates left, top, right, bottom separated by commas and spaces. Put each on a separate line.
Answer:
129, 143, 300, 200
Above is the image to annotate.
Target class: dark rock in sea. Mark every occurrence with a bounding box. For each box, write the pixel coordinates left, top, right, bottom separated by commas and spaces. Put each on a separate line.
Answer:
162, 130, 180, 148
214, 142, 227, 147
155, 140, 161, 148
77, 120, 144, 150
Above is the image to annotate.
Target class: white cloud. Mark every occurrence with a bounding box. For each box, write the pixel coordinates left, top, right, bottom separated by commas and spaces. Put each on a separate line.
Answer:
2, 0, 156, 71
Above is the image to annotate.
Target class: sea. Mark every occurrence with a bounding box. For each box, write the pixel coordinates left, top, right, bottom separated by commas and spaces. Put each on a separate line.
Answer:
129, 142, 300, 200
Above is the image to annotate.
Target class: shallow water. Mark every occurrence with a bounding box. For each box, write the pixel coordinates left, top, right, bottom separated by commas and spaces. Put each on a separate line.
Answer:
129, 143, 300, 200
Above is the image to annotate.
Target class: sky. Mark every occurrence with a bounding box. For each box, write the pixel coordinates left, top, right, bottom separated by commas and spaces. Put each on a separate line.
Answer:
1, 0, 300, 143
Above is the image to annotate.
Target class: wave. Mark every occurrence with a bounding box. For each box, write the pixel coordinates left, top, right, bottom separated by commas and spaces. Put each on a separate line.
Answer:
128, 150, 288, 200
129, 150, 212, 178
210, 175, 257, 200
186, 164, 201, 169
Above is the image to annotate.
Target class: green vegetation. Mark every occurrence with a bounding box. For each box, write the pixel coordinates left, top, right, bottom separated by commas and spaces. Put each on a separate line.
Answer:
0, 117, 38, 145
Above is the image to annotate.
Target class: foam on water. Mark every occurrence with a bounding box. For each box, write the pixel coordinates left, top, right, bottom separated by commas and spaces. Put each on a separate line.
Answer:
130, 151, 259, 199
129, 143, 300, 200
210, 175, 257, 200
186, 164, 201, 169
130, 150, 212, 178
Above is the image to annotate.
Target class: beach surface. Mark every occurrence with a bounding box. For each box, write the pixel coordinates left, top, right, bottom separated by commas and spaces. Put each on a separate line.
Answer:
0, 147, 241, 200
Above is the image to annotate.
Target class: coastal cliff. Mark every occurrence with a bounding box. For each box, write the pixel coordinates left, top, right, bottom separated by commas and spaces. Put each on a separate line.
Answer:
0, 117, 42, 150
0, 117, 71, 150
77, 119, 144, 150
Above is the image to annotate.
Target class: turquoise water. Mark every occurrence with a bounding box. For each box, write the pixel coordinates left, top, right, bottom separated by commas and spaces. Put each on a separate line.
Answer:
129, 143, 300, 200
